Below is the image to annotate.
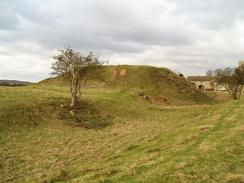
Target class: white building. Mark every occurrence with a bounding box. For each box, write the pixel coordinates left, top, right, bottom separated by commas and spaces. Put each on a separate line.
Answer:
188, 76, 226, 91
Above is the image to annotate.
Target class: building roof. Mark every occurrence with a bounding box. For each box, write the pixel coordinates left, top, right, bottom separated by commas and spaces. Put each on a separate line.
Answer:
187, 76, 215, 81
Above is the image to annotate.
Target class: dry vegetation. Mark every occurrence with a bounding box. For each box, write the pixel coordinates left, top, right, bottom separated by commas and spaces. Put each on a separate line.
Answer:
0, 66, 243, 183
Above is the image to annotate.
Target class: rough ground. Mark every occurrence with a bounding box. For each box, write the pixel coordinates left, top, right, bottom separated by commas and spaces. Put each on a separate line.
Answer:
0, 85, 244, 183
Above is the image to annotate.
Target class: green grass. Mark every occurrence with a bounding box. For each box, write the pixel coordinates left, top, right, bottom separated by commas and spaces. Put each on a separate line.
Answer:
0, 84, 244, 183
41, 65, 213, 105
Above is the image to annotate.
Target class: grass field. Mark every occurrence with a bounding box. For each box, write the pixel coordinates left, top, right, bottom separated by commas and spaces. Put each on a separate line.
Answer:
0, 84, 244, 183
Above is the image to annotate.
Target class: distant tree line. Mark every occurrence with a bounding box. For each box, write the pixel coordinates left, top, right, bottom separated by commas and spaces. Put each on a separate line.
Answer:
0, 80, 31, 86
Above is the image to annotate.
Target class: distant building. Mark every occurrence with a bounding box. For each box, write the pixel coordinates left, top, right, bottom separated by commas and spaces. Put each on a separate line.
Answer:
188, 76, 215, 90
188, 61, 244, 91
188, 76, 226, 91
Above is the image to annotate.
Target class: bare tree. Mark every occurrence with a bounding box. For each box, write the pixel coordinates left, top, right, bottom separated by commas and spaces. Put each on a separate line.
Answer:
215, 65, 244, 100
52, 48, 102, 109
206, 70, 213, 76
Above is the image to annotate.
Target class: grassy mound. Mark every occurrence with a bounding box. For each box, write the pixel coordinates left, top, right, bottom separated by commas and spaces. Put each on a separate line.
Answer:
0, 85, 243, 183
0, 65, 235, 183
40, 65, 212, 105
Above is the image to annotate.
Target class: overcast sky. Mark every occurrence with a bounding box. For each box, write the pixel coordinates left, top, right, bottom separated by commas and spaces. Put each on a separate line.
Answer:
1, 0, 244, 81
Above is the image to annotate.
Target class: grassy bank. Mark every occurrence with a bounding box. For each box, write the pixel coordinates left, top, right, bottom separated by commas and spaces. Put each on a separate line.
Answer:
0, 85, 243, 183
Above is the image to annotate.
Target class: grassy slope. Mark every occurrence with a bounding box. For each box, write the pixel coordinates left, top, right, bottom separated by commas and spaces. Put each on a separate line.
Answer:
0, 85, 244, 183
40, 65, 211, 105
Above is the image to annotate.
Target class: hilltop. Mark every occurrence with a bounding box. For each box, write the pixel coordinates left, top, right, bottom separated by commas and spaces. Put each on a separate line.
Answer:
40, 65, 212, 105
0, 80, 32, 86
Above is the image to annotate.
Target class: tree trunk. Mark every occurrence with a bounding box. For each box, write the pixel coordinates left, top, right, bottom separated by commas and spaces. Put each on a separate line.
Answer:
233, 94, 238, 100
70, 95, 79, 109
232, 89, 239, 100
236, 85, 243, 100
231, 85, 243, 100
70, 75, 81, 109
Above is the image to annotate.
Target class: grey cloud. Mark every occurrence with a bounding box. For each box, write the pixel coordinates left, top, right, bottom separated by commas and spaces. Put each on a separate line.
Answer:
0, 10, 19, 30
5, 0, 196, 53
0, 0, 38, 30
0, 0, 244, 81
171, 0, 244, 30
